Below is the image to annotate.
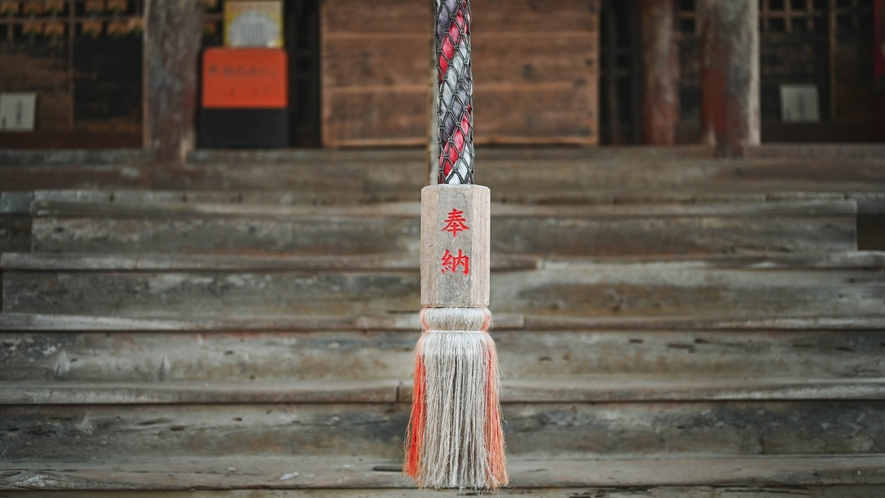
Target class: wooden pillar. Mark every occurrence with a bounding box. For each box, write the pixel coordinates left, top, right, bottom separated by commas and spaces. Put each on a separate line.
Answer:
698, 0, 760, 157
638, 0, 679, 145
143, 0, 203, 164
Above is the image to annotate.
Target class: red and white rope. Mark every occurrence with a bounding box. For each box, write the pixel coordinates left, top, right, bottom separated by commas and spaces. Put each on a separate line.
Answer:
437, 0, 474, 185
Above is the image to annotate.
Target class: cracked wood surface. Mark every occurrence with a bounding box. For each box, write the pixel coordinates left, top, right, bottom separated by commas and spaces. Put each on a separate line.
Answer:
3, 312, 885, 331
2, 455, 885, 490
4, 329, 885, 383
2, 147, 885, 204
3, 253, 882, 318
3, 402, 885, 460
26, 199, 858, 257
2, 378, 885, 405
2, 487, 883, 497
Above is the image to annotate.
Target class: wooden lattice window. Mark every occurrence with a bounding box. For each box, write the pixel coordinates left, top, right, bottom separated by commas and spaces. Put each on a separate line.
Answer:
0, 0, 144, 42
678, 0, 697, 36
759, 0, 828, 34
676, 0, 875, 142
0, 0, 145, 147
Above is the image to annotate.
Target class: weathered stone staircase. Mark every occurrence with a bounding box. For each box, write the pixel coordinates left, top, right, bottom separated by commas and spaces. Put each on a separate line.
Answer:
2, 146, 885, 497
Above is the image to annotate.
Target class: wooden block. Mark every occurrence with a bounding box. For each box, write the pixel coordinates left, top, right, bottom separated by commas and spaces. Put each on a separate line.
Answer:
421, 184, 491, 307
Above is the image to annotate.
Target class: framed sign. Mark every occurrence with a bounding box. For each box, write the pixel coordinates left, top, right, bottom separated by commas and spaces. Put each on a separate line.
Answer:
224, 1, 283, 48
0, 93, 36, 131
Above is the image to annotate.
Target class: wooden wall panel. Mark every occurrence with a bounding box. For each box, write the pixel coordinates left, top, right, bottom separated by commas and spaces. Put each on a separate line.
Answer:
321, 0, 599, 147
322, 39, 430, 89
323, 90, 428, 147
0, 46, 72, 131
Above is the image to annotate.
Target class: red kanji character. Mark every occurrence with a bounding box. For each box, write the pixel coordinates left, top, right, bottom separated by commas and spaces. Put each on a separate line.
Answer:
441, 208, 469, 237
441, 249, 470, 275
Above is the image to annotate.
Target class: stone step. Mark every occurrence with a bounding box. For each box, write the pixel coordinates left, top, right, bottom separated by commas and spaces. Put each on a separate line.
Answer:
3, 455, 884, 492
3, 400, 884, 460
3, 146, 885, 208
4, 326, 885, 383
28, 198, 858, 256
2, 252, 882, 318
3, 378, 885, 405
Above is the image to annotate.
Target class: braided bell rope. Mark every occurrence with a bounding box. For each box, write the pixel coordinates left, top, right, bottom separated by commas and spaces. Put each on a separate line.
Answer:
436, 0, 474, 185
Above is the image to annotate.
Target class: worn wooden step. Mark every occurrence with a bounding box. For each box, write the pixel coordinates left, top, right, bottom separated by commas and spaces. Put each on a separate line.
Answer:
28, 188, 858, 208
3, 401, 885, 459
4, 327, 885, 383
2, 252, 882, 318
2, 489, 883, 498
0, 491, 878, 498
3, 378, 885, 405
3, 455, 884, 491
0, 252, 534, 272
24, 187, 879, 210
4, 311, 885, 331
3, 146, 885, 206
28, 198, 858, 256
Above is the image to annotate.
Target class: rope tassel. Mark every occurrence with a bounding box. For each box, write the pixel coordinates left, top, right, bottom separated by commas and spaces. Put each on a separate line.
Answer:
404, 184, 508, 489
405, 1, 505, 488
405, 309, 506, 489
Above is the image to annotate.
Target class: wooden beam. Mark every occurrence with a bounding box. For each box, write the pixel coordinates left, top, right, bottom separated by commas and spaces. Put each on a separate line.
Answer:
637, 0, 679, 145
143, 0, 203, 165
698, 0, 760, 157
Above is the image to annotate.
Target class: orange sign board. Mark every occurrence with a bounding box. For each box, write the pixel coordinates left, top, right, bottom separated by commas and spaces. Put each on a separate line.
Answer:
202, 48, 287, 109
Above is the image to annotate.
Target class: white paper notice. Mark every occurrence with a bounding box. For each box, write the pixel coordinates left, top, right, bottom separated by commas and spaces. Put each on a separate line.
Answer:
0, 93, 37, 131
780, 84, 820, 123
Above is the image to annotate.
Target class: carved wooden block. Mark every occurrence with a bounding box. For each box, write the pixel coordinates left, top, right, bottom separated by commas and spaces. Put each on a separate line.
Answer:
421, 184, 490, 307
